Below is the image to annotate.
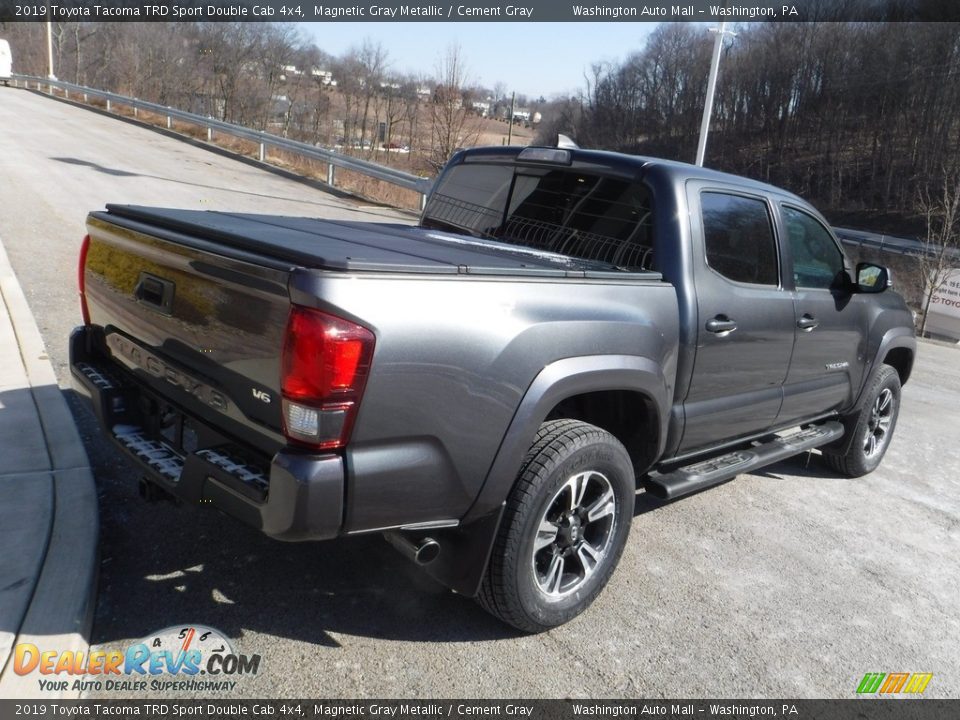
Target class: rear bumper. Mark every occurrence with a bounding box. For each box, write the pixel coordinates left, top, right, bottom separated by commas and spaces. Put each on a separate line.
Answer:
69, 325, 344, 541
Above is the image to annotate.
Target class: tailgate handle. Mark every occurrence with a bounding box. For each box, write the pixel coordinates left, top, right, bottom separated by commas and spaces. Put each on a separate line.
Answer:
134, 273, 175, 314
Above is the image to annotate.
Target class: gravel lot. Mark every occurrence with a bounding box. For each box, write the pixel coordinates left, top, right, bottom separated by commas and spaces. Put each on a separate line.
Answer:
1, 86, 957, 699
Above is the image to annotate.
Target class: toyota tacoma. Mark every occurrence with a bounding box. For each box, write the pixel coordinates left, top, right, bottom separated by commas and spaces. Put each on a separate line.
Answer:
71, 145, 916, 631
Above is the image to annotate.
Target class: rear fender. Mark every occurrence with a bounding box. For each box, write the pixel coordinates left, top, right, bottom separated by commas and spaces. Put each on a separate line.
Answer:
422, 355, 670, 596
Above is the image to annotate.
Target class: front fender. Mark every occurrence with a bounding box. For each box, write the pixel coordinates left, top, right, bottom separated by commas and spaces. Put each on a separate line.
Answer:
826, 326, 915, 457
858, 325, 916, 404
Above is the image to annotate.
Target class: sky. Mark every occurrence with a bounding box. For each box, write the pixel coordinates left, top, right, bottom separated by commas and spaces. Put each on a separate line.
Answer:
302, 22, 661, 99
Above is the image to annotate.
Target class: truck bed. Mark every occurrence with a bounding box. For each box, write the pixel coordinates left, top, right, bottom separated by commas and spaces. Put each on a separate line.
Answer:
100, 205, 657, 279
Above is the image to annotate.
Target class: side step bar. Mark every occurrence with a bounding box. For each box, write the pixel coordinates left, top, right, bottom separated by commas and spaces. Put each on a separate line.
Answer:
644, 421, 845, 500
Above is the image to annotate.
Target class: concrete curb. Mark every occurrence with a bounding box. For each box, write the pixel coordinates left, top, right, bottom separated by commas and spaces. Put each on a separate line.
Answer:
0, 238, 99, 699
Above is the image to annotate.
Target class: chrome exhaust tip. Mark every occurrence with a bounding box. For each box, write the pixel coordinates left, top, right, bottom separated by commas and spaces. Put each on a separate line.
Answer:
384, 531, 441, 565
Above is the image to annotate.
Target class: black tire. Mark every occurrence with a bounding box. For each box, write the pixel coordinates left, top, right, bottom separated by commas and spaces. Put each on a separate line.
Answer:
478, 420, 635, 632
823, 365, 901, 477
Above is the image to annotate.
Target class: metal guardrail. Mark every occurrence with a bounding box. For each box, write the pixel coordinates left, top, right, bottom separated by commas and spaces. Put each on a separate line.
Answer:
834, 226, 959, 261
11, 74, 434, 208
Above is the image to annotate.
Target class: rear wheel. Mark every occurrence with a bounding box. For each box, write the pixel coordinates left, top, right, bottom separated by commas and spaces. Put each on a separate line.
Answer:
478, 420, 635, 632
823, 365, 901, 477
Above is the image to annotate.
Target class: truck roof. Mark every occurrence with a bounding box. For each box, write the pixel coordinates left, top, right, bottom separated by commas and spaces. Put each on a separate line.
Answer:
456, 145, 808, 206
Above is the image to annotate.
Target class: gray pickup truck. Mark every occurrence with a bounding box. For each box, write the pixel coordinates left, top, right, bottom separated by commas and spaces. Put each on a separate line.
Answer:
71, 145, 916, 631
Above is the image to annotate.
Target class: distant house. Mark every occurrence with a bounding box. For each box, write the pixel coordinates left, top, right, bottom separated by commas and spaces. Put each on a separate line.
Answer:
312, 69, 337, 87
472, 101, 491, 117
502, 108, 541, 126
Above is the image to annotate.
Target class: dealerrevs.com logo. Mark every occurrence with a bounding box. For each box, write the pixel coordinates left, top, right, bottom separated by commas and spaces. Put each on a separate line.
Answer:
15, 625, 261, 694
856, 672, 933, 695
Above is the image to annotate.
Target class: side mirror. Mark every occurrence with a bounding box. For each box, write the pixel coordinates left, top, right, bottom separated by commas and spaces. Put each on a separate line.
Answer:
855, 262, 890, 293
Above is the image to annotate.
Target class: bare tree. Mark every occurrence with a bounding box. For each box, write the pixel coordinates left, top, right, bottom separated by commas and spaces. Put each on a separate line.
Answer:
356, 40, 388, 156
295, 45, 335, 145
332, 48, 364, 150
427, 44, 481, 171
195, 22, 269, 125
373, 77, 415, 165
491, 81, 509, 118
255, 23, 303, 131
563, 17, 960, 234
403, 75, 425, 156
917, 168, 960, 335
65, 22, 101, 85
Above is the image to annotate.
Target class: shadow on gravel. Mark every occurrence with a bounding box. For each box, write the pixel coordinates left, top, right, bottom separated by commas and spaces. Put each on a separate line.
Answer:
90, 495, 521, 648
51, 157, 141, 177
632, 490, 668, 517
630, 449, 849, 517
752, 452, 850, 481
60, 388, 521, 649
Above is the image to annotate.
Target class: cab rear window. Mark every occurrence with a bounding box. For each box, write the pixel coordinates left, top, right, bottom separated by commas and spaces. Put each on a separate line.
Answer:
422, 163, 655, 270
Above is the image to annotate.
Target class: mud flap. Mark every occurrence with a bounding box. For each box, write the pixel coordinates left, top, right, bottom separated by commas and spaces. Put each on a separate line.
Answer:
420, 504, 505, 597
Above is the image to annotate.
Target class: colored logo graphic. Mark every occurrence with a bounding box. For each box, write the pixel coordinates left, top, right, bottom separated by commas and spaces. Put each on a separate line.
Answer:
15, 625, 261, 693
856, 672, 933, 695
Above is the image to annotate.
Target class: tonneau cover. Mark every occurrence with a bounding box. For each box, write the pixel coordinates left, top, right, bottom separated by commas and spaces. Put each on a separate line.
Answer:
100, 205, 659, 279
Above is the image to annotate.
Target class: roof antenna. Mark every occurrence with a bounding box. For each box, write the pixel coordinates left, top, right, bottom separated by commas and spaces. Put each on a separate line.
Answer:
557, 134, 579, 149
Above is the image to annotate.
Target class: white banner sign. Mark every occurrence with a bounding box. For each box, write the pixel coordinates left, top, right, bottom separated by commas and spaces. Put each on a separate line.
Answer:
925, 268, 960, 340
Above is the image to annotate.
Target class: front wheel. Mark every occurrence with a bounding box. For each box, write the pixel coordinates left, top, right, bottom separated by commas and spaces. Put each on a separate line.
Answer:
477, 420, 635, 632
823, 365, 901, 477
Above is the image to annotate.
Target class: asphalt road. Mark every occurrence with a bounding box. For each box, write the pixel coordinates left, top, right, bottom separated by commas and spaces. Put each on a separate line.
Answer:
1, 87, 958, 699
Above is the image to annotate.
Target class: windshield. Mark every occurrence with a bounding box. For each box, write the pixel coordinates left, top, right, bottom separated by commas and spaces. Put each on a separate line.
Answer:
421, 163, 655, 271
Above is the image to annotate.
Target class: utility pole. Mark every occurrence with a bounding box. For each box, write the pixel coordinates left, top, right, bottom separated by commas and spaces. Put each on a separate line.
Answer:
46, 20, 57, 80
695, 21, 731, 167
507, 91, 516, 145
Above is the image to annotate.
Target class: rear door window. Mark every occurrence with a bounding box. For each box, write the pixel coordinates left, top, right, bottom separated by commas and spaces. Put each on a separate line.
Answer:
701, 192, 779, 286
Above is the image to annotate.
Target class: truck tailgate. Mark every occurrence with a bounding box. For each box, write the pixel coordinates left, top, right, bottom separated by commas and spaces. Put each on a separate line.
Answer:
81, 212, 293, 459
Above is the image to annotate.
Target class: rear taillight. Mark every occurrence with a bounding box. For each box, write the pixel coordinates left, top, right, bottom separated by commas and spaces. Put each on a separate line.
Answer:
281, 305, 375, 451
78, 234, 91, 325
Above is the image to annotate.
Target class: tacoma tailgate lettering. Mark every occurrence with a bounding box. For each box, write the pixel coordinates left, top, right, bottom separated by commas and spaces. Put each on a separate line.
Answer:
107, 334, 229, 411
